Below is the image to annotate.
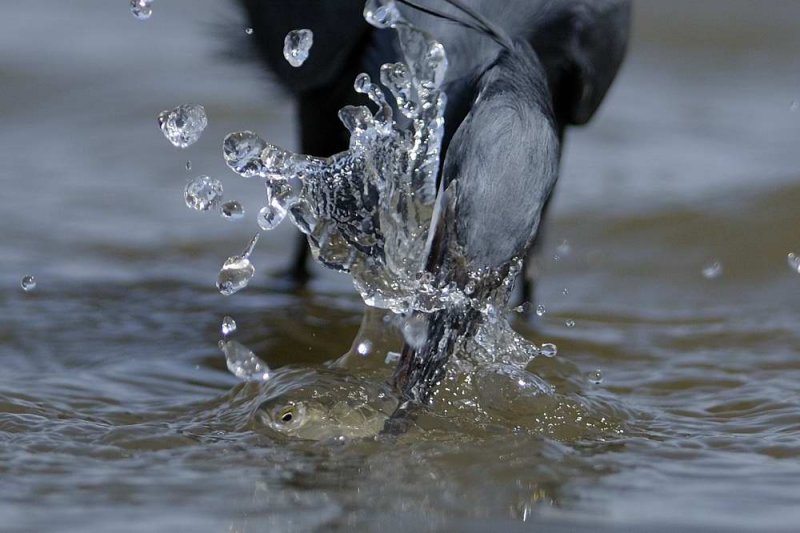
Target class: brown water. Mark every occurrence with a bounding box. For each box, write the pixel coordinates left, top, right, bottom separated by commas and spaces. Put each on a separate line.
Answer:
2, 1, 800, 531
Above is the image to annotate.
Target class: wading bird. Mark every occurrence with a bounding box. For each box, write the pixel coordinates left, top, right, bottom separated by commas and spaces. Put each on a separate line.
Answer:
237, 0, 630, 416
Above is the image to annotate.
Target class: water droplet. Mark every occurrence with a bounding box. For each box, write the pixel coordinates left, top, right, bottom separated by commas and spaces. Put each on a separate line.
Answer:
220, 200, 245, 220
464, 280, 476, 295
540, 343, 557, 358
587, 369, 604, 384
702, 260, 723, 279
220, 340, 270, 381
185, 160, 192, 171
363, 0, 401, 28
402, 314, 428, 349
221, 316, 237, 336
788, 252, 800, 273
535, 305, 546, 317
283, 29, 313, 67
217, 256, 255, 296
244, 27, 254, 35
223, 131, 267, 178
353, 73, 371, 93
130, 0, 153, 20
184, 176, 223, 211
20, 275, 36, 292
356, 340, 373, 356
561, 287, 569, 296
257, 201, 287, 231
565, 319, 576, 328
157, 104, 207, 148
556, 239, 571, 256
513, 302, 530, 314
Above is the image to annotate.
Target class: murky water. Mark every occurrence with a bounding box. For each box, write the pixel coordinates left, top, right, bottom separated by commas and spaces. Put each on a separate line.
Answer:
2, 1, 800, 531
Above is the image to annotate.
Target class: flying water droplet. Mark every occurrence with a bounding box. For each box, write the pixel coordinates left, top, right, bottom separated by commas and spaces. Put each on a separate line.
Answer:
787, 252, 800, 273
535, 305, 546, 317
512, 302, 530, 314
565, 319, 576, 328
223, 131, 267, 178
363, 0, 401, 28
402, 314, 428, 349
217, 256, 255, 296
356, 340, 373, 356
220, 200, 245, 220
257, 201, 287, 231
220, 340, 270, 381
20, 275, 36, 292
244, 27, 254, 35
561, 287, 569, 296
185, 160, 192, 171
540, 343, 557, 358
283, 29, 313, 67
130, 0, 153, 20
184, 176, 223, 211
221, 316, 237, 336
556, 239, 571, 256
587, 369, 604, 385
702, 260, 723, 279
157, 104, 207, 148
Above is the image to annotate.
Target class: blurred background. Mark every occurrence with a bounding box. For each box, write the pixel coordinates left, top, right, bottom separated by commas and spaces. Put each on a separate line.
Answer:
1, 1, 799, 531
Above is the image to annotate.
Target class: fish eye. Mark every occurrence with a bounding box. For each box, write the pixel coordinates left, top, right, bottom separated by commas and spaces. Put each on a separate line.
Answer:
276, 406, 295, 424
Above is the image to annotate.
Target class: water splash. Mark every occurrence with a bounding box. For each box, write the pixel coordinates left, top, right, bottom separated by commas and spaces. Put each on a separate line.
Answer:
787, 252, 800, 273
130, 0, 153, 20
283, 29, 313, 67
184, 176, 223, 212
158, 104, 207, 148
222, 6, 449, 314
217, 234, 259, 296
220, 340, 270, 382
702, 260, 723, 279
221, 316, 237, 336
20, 275, 36, 292
220, 201, 245, 220
540, 343, 557, 358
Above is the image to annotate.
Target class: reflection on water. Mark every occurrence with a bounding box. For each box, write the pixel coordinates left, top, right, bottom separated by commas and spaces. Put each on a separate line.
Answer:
2, 0, 800, 531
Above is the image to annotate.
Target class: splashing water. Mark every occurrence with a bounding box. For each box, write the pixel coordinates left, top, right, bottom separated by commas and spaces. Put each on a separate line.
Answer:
215, 0, 546, 382
220, 200, 245, 220
130, 0, 153, 20
702, 260, 723, 279
157, 104, 207, 148
221, 316, 237, 336
283, 29, 313, 67
540, 343, 557, 358
787, 252, 800, 273
223, 4, 450, 315
20, 275, 36, 292
216, 234, 259, 296
220, 340, 270, 382
184, 176, 223, 212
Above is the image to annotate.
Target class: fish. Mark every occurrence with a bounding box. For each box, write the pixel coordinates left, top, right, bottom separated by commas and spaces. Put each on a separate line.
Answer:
252, 371, 397, 441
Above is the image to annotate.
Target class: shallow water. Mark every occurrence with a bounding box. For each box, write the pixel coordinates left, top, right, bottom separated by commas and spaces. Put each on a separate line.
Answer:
2, 1, 800, 531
